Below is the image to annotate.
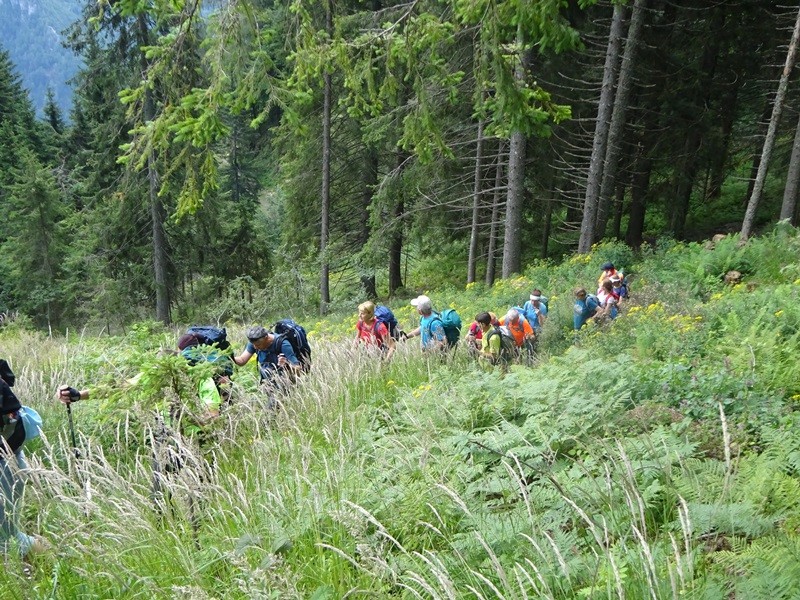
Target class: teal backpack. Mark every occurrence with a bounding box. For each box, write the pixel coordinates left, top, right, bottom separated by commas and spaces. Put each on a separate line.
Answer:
430, 309, 462, 348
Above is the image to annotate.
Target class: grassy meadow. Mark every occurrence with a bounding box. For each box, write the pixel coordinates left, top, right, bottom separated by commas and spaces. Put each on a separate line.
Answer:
4, 226, 800, 598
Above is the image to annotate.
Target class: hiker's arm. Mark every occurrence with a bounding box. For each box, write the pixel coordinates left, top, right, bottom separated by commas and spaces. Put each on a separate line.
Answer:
384, 335, 396, 361
56, 385, 89, 404
233, 346, 254, 366
523, 322, 535, 340
406, 327, 420, 339
277, 340, 302, 372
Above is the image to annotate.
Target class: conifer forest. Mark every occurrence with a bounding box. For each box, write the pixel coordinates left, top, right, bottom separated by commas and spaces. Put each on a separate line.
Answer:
0, 0, 799, 326
4, 1, 800, 598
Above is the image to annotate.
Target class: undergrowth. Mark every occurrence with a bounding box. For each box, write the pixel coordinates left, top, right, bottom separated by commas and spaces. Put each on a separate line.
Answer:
2, 226, 800, 597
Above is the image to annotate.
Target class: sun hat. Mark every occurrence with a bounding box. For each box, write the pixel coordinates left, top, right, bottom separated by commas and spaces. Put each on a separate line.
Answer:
410, 295, 432, 311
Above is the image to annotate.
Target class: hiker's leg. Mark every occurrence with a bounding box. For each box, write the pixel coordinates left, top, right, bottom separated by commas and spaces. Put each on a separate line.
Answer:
0, 452, 34, 556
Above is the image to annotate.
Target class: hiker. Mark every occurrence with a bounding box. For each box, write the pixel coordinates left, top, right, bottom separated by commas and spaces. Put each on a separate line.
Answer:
465, 311, 499, 356
1, 360, 49, 558
474, 312, 516, 367
176, 332, 234, 411
354, 301, 396, 360
573, 287, 602, 330
597, 262, 621, 292
405, 295, 447, 351
597, 279, 620, 321
611, 274, 629, 299
233, 326, 302, 390
522, 289, 548, 332
499, 309, 535, 352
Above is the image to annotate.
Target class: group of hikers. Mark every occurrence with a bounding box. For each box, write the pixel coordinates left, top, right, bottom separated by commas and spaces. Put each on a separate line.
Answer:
354, 261, 629, 367
572, 261, 630, 330
0, 260, 629, 563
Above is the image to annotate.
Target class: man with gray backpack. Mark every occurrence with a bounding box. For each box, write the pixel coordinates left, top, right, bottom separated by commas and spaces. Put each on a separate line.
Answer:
474, 312, 517, 368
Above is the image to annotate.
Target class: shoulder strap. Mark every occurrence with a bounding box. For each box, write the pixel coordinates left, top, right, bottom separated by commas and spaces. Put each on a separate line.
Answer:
427, 313, 443, 335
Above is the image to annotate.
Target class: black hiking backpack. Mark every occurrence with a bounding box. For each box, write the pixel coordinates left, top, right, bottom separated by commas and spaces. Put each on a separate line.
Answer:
0, 359, 15, 387
485, 326, 517, 364
273, 319, 312, 371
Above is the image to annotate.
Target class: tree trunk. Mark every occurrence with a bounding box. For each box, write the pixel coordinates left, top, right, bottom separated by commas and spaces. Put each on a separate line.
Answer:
625, 141, 652, 248
612, 181, 625, 239
502, 26, 530, 277
467, 118, 486, 283
743, 101, 774, 206
708, 84, 738, 199
780, 110, 800, 222
670, 8, 723, 239
319, 0, 333, 315
578, 2, 625, 253
541, 195, 553, 259
139, 14, 170, 325
742, 5, 800, 240
360, 147, 378, 298
596, 0, 645, 241
486, 142, 505, 286
502, 128, 525, 278
388, 151, 407, 295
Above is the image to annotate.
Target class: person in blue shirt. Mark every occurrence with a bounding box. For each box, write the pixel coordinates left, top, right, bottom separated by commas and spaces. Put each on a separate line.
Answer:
573, 287, 601, 330
234, 326, 302, 387
522, 289, 548, 332
611, 275, 629, 299
405, 295, 447, 351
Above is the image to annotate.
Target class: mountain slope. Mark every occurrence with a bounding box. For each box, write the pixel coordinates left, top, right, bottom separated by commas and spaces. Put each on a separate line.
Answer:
0, 0, 83, 114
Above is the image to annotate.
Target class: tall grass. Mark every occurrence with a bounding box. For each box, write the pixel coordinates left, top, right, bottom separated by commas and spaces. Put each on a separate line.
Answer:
3, 228, 800, 597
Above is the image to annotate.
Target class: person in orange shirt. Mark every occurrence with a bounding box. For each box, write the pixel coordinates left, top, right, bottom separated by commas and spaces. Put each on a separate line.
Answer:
598, 261, 621, 292
499, 309, 535, 349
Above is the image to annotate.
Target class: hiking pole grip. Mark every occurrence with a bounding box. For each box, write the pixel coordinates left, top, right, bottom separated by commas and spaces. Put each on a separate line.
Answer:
66, 402, 80, 459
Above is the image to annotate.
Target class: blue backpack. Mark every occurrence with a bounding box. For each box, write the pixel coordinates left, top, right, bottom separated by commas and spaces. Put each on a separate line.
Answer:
374, 305, 400, 339
431, 309, 462, 348
273, 319, 312, 371
186, 326, 230, 350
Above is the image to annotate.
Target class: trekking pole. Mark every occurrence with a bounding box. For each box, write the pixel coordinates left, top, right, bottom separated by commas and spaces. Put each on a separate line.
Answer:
66, 402, 80, 459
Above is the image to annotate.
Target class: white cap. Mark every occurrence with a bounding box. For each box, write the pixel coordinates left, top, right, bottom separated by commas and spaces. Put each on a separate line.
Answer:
530, 294, 541, 301
410, 295, 432, 311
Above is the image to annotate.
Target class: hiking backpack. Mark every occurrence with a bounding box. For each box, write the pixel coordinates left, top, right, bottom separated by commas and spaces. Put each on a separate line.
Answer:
273, 318, 312, 371
374, 305, 400, 339
0, 359, 15, 387
485, 326, 517, 363
431, 309, 462, 348
186, 326, 230, 350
